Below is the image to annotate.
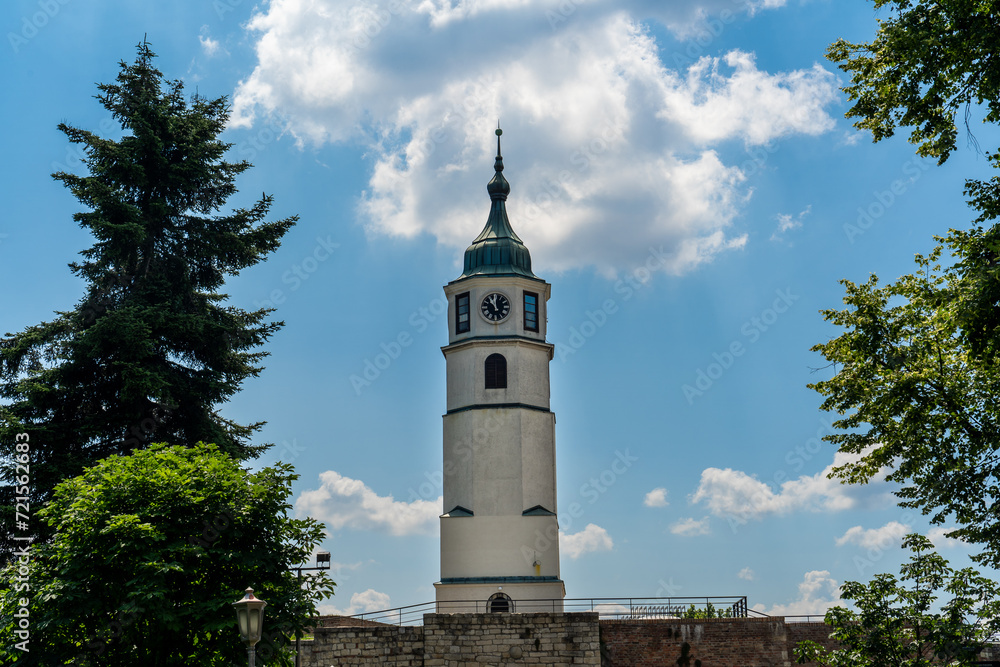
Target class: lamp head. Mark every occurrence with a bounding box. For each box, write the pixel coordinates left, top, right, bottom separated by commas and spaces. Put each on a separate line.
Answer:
233, 587, 267, 647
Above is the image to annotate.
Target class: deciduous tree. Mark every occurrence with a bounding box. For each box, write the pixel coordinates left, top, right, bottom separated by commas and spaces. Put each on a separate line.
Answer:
0, 442, 334, 666
795, 535, 1000, 666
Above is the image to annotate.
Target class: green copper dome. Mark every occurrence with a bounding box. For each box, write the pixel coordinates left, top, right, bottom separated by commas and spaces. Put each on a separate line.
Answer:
459, 129, 537, 280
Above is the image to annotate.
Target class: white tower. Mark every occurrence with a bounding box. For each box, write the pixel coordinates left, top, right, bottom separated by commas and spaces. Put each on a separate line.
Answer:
434, 129, 565, 613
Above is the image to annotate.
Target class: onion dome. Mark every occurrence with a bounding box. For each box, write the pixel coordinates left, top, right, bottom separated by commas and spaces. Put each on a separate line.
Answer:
459, 128, 536, 279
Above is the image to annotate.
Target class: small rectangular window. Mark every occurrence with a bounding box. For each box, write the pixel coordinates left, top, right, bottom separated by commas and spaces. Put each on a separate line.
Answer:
456, 292, 471, 334
523, 292, 538, 332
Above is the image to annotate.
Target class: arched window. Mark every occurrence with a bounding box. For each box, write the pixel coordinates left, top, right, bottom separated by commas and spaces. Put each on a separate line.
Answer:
488, 592, 512, 613
485, 353, 507, 389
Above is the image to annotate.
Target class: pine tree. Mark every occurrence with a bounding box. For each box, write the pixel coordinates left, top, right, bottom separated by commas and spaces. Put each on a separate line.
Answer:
0, 41, 296, 556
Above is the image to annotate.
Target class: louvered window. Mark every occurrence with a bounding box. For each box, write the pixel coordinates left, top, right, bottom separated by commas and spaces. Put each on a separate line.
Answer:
485, 353, 507, 389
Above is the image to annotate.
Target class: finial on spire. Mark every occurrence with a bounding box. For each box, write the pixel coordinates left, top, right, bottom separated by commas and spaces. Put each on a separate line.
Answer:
488, 126, 510, 199
493, 124, 504, 174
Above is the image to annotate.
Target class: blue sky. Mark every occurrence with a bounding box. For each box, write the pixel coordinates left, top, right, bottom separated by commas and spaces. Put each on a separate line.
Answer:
3, 0, 995, 617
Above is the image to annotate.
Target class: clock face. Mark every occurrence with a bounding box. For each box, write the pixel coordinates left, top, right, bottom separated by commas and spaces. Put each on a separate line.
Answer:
480, 292, 511, 322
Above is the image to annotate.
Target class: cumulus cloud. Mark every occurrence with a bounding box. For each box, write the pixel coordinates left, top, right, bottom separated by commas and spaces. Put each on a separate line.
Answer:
231, 0, 837, 276
296, 470, 441, 536
927, 526, 966, 549
738, 566, 755, 581
771, 204, 810, 242
644, 487, 669, 508
835, 521, 910, 550
753, 570, 840, 616
318, 588, 391, 616
199, 26, 222, 57
670, 516, 711, 536
690, 451, 894, 523
560, 523, 614, 558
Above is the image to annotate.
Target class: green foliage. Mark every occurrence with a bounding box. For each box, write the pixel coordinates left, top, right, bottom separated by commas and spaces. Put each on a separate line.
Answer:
827, 0, 1000, 164
681, 602, 732, 619
794, 535, 1000, 666
810, 234, 1000, 567
0, 40, 296, 554
807, 6, 1000, 664
0, 442, 334, 666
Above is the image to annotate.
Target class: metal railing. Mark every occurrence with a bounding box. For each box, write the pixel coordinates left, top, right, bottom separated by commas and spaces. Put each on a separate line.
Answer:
335, 596, 755, 627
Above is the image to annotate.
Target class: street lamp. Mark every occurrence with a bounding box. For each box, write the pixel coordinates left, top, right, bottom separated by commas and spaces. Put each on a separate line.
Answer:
233, 587, 267, 667
293, 551, 331, 667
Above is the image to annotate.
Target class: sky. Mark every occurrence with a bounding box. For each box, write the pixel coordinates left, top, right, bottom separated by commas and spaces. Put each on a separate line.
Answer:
2, 0, 997, 618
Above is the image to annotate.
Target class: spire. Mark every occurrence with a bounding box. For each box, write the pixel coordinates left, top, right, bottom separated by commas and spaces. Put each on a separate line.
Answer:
487, 123, 510, 199
459, 127, 536, 280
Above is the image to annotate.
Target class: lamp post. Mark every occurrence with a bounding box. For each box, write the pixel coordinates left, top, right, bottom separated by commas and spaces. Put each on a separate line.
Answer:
292, 551, 331, 667
233, 587, 267, 667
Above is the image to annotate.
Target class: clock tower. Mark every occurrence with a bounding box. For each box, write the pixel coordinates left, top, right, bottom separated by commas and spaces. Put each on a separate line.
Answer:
434, 129, 565, 612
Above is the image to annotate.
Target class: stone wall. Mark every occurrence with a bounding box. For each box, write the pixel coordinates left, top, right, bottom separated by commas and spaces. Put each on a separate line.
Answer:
424, 612, 600, 666
300, 625, 424, 666
599, 617, 835, 667
298, 613, 837, 667
300, 612, 600, 667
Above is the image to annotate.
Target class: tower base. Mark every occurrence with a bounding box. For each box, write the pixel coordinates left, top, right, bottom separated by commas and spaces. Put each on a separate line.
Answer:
434, 578, 566, 613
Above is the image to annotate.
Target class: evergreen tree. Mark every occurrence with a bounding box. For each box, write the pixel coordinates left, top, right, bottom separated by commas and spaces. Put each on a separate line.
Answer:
0, 41, 296, 555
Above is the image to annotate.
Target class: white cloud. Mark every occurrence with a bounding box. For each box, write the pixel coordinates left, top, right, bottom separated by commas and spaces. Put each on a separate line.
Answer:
560, 523, 614, 558
660, 51, 835, 146
771, 204, 810, 242
318, 588, 391, 616
690, 451, 894, 523
927, 526, 965, 549
753, 570, 840, 617
296, 470, 441, 536
199, 26, 222, 57
231, 0, 837, 276
670, 516, 711, 536
835, 521, 910, 550
737, 566, 755, 581
644, 487, 669, 508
